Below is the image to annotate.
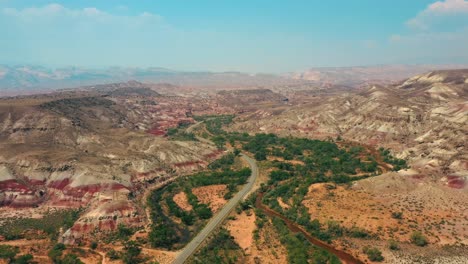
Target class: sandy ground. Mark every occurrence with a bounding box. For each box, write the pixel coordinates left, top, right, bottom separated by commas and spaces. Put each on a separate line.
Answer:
303, 174, 468, 245
0, 239, 103, 264
173, 191, 193, 211
302, 173, 468, 263
226, 211, 256, 252
192, 184, 227, 213
249, 219, 289, 264
277, 197, 290, 210
140, 247, 177, 264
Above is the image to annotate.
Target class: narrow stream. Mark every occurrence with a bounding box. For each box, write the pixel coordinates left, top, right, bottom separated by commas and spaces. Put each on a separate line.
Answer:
255, 193, 364, 264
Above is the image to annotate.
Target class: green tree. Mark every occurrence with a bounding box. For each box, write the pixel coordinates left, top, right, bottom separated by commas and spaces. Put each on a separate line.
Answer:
122, 241, 142, 264
90, 241, 98, 250
48, 243, 66, 263
117, 224, 134, 240
0, 245, 18, 262
61, 254, 84, 264
106, 249, 120, 260
195, 204, 213, 219
14, 254, 34, 264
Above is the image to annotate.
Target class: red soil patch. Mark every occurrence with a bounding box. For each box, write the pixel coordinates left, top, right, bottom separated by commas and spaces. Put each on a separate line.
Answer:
192, 184, 227, 213
173, 191, 192, 211
227, 211, 256, 251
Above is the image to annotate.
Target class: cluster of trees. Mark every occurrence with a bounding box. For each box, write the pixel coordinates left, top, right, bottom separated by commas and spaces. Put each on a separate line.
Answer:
191, 228, 241, 264
188, 168, 251, 193
229, 133, 380, 177
165, 188, 214, 227
194, 115, 235, 148
272, 217, 341, 264
147, 186, 182, 249
48, 243, 84, 264
232, 134, 382, 247
105, 241, 144, 264
166, 122, 197, 141
0, 209, 82, 241
208, 153, 235, 170
148, 164, 251, 249
379, 147, 408, 171
0, 245, 34, 264
195, 115, 234, 136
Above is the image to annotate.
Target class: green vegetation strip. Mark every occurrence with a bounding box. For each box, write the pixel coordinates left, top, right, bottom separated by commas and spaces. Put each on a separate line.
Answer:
147, 155, 251, 250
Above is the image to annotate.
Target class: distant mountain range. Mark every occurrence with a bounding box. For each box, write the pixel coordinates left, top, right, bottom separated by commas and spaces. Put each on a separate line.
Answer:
1, 64, 467, 95
287, 64, 468, 86
0, 65, 286, 94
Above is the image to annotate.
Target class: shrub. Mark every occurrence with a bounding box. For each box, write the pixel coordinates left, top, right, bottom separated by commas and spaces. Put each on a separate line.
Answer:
0, 245, 18, 262
61, 253, 84, 264
349, 227, 370, 238
117, 224, 134, 240
388, 239, 400, 250
53, 243, 66, 251
391, 212, 403, 219
90, 241, 98, 250
122, 241, 143, 264
410, 231, 428, 247
107, 249, 120, 260
48, 249, 64, 263
363, 246, 384, 262
15, 254, 34, 264
195, 204, 213, 219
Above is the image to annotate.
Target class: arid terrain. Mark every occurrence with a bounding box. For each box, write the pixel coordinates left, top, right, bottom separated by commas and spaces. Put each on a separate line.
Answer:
0, 68, 467, 264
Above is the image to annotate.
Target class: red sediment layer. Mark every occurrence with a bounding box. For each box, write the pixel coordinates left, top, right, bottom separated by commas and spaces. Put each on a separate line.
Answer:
61, 183, 128, 197
102, 203, 134, 215
203, 150, 224, 159
71, 222, 96, 233
173, 160, 203, 168
148, 129, 166, 136
28, 179, 46, 185
447, 175, 466, 189
411, 174, 425, 180
0, 179, 30, 191
48, 178, 70, 190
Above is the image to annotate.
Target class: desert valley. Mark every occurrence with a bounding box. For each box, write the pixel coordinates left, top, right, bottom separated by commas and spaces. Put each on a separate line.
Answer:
0, 66, 467, 264
1, 1, 468, 263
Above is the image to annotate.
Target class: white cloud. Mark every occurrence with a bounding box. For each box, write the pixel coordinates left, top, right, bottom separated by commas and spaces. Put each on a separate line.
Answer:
407, 0, 468, 30
1, 3, 161, 22
388, 1, 468, 64
428, 0, 468, 13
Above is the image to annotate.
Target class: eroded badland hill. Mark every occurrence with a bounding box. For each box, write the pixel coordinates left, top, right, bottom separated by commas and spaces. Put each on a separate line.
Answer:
0, 70, 467, 263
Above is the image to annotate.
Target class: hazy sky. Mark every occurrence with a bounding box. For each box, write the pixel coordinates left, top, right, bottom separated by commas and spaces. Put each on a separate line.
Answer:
1, 0, 468, 72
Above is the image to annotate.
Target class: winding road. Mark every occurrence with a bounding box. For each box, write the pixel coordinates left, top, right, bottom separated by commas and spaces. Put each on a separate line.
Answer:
172, 153, 258, 264
174, 120, 361, 263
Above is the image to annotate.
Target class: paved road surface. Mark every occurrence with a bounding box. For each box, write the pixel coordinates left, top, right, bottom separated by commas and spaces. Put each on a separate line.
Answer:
172, 153, 258, 264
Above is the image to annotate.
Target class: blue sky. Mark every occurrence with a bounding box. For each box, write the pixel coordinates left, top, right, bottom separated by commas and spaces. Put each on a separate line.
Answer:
1, 0, 468, 72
